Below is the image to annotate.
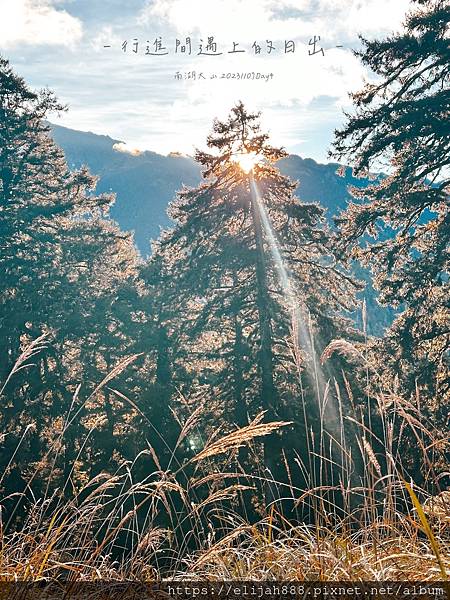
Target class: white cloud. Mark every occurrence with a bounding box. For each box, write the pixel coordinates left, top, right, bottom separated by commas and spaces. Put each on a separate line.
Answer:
6, 0, 413, 162
0, 0, 82, 48
112, 142, 142, 156
136, 0, 411, 121
338, 0, 411, 37
132, 0, 410, 157
140, 0, 411, 41
140, 0, 318, 41
90, 25, 123, 53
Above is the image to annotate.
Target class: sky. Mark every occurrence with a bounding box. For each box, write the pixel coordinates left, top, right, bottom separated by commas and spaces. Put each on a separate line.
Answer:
0, 0, 413, 163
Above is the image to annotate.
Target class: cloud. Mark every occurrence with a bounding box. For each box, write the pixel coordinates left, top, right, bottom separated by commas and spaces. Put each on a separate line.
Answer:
332, 0, 411, 37
112, 142, 142, 156
4, 0, 414, 163
133, 0, 410, 156
140, 0, 304, 40
90, 25, 123, 52
0, 0, 82, 48
140, 0, 411, 41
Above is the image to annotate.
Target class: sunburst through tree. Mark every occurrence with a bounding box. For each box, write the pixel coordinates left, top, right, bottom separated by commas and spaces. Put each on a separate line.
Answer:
149, 102, 362, 506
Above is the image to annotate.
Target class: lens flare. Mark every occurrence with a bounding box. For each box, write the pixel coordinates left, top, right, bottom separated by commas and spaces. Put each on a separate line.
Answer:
232, 152, 261, 173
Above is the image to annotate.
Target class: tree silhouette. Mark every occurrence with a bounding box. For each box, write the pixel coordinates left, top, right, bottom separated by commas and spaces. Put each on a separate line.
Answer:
151, 103, 360, 505
331, 0, 449, 402
0, 56, 144, 498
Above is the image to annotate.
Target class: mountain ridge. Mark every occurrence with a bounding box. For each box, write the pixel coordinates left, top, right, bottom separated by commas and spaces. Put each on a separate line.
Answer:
50, 123, 394, 333
50, 123, 370, 255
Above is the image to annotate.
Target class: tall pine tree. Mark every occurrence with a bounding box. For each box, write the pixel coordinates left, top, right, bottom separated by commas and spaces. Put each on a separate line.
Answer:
150, 103, 361, 503
331, 0, 449, 404
0, 56, 144, 498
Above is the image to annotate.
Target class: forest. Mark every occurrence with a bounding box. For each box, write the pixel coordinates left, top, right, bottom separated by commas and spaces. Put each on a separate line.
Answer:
0, 0, 448, 585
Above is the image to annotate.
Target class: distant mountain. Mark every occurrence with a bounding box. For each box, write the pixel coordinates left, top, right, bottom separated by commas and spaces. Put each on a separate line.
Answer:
50, 123, 393, 333
50, 124, 201, 254
50, 123, 371, 255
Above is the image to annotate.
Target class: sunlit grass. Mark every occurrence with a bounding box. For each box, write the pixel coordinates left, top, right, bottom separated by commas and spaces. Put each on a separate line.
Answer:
0, 341, 448, 581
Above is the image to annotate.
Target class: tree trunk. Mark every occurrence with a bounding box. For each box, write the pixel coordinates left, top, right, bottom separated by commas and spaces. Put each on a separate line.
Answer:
233, 315, 247, 427
154, 322, 176, 468
249, 175, 282, 506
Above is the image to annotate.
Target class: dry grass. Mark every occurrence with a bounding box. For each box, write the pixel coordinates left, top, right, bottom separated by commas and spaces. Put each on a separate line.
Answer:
0, 426, 447, 581
0, 482, 448, 581
184, 518, 449, 580
0, 340, 448, 582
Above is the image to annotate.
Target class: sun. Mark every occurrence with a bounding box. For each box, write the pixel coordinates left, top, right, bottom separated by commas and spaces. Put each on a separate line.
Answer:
232, 151, 262, 173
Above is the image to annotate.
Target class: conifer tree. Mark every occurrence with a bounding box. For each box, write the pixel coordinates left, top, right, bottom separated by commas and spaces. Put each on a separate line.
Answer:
151, 103, 360, 498
0, 56, 144, 495
331, 0, 449, 402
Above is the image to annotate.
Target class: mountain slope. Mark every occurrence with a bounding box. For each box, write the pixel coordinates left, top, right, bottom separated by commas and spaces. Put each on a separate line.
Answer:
50, 123, 393, 333
50, 124, 370, 254
51, 124, 201, 254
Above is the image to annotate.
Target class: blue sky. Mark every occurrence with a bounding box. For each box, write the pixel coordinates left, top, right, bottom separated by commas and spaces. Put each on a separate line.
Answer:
1, 0, 412, 162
